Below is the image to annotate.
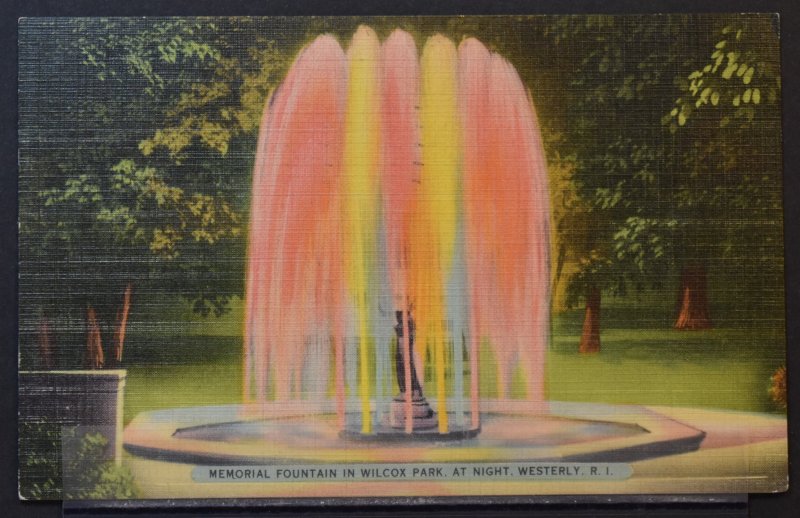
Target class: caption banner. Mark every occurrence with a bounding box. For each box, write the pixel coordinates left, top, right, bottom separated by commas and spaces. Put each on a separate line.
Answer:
192, 462, 632, 483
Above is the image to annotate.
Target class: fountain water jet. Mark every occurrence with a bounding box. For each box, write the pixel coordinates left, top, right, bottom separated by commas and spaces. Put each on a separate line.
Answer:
243, 27, 551, 438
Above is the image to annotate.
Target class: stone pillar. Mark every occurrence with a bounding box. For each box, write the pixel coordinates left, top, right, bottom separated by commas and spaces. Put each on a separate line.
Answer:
19, 370, 127, 463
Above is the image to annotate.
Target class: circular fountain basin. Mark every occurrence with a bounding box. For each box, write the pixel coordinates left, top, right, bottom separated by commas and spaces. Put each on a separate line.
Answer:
123, 400, 705, 465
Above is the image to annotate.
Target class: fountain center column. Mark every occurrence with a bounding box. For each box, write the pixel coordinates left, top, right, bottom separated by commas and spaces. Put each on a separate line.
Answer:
389, 311, 436, 430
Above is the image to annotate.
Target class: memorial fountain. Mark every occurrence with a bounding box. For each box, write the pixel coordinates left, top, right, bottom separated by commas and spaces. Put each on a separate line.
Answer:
242, 26, 550, 439
123, 27, 705, 473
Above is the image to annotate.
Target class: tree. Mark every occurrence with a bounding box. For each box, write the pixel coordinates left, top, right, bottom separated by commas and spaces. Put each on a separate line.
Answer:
536, 15, 781, 349
538, 16, 690, 352
662, 16, 782, 329
18, 18, 299, 367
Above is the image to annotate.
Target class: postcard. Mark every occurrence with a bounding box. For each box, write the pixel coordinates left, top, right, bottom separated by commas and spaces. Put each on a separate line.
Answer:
18, 15, 786, 500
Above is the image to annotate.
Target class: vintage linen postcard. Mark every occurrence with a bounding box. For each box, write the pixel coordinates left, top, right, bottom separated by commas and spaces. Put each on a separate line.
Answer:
18, 15, 786, 500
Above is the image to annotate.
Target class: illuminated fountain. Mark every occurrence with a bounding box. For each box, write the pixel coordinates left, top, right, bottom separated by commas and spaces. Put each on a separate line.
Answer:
242, 26, 549, 439
124, 28, 705, 474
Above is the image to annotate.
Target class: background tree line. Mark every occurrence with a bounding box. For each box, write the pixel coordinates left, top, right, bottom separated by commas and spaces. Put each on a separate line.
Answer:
18, 15, 783, 368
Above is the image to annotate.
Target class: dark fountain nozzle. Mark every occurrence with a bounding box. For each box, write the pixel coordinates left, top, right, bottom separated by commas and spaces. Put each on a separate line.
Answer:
339, 309, 480, 441
389, 310, 437, 430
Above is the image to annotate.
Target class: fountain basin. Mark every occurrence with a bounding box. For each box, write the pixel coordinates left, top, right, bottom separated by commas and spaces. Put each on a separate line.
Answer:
123, 400, 705, 466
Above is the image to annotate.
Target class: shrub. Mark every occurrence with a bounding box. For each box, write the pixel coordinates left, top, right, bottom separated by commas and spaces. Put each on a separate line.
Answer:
768, 365, 787, 410
19, 423, 139, 500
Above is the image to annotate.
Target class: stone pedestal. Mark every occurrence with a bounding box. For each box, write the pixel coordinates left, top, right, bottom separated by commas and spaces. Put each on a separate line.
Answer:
19, 370, 127, 463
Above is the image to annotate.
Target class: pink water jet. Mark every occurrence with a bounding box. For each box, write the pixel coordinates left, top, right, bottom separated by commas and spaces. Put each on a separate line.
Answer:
243, 27, 551, 435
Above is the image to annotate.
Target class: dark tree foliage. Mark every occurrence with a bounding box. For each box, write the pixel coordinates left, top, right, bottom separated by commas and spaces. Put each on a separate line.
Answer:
19, 18, 304, 367
663, 16, 783, 329
18, 16, 784, 364
535, 15, 782, 348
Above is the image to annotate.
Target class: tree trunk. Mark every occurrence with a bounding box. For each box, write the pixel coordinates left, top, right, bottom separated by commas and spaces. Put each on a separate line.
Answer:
84, 283, 133, 370
579, 285, 601, 354
551, 242, 567, 310
110, 283, 133, 367
85, 305, 105, 369
674, 263, 712, 330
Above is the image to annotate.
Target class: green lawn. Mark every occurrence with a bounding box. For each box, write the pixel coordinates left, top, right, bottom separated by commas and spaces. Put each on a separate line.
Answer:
123, 339, 242, 425
122, 300, 786, 425
547, 327, 784, 412
545, 301, 785, 412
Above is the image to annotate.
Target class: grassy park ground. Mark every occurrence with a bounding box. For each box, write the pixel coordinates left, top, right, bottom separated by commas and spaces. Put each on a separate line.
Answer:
122, 295, 786, 425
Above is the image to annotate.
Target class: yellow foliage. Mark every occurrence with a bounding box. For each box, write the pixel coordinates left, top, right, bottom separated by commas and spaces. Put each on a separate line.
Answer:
150, 227, 181, 258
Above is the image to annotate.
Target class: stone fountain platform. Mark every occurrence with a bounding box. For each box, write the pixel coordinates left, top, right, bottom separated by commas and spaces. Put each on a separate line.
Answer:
122, 401, 787, 497
123, 400, 705, 465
